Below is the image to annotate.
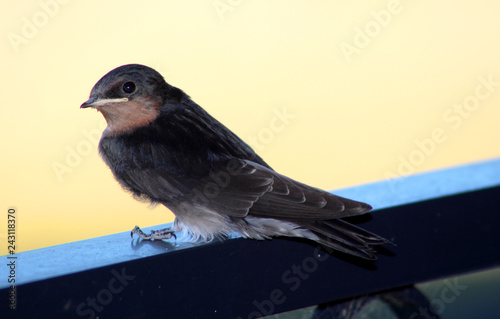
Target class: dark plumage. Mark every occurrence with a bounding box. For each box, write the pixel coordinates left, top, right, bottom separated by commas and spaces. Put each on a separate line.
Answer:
81, 64, 391, 260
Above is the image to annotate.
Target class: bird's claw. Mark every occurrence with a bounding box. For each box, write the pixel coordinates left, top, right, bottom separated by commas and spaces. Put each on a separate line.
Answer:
131, 225, 177, 241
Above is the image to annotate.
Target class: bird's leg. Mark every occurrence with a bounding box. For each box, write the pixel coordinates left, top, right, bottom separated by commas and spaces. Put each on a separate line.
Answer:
131, 225, 177, 240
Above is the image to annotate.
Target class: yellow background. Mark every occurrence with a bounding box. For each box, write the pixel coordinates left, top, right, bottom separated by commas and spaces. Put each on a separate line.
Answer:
1, 1, 500, 254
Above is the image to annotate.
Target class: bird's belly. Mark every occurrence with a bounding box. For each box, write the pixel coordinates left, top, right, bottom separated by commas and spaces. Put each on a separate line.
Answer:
170, 203, 233, 241
169, 202, 313, 242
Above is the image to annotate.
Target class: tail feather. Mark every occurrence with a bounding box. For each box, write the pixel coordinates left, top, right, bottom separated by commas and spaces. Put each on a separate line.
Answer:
323, 219, 391, 245
317, 235, 378, 260
298, 219, 392, 260
305, 221, 368, 248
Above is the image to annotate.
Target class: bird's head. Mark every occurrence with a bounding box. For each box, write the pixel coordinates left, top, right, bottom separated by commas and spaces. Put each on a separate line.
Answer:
81, 64, 169, 136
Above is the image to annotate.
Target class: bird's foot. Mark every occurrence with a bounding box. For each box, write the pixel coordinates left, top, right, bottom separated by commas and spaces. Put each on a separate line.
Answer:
131, 225, 177, 241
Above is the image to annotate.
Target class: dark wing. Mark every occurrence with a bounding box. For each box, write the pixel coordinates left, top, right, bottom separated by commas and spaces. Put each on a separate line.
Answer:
111, 157, 370, 221
183, 159, 372, 221
194, 159, 390, 260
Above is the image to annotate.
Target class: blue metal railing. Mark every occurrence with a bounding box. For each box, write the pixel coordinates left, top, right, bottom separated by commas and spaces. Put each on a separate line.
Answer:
1, 158, 500, 318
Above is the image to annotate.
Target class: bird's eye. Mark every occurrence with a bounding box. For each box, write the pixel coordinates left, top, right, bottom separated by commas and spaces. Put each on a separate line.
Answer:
122, 82, 136, 94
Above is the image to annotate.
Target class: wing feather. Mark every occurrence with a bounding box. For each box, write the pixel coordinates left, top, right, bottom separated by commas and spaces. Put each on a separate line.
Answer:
184, 159, 372, 220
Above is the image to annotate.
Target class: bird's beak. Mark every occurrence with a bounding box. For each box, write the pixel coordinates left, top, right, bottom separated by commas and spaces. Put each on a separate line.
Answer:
80, 97, 129, 109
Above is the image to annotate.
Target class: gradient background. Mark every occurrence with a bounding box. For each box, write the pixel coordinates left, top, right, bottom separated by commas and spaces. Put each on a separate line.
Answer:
1, 0, 500, 254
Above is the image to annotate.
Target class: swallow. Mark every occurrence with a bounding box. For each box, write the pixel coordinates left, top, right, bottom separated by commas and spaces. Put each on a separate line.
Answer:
81, 64, 391, 260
